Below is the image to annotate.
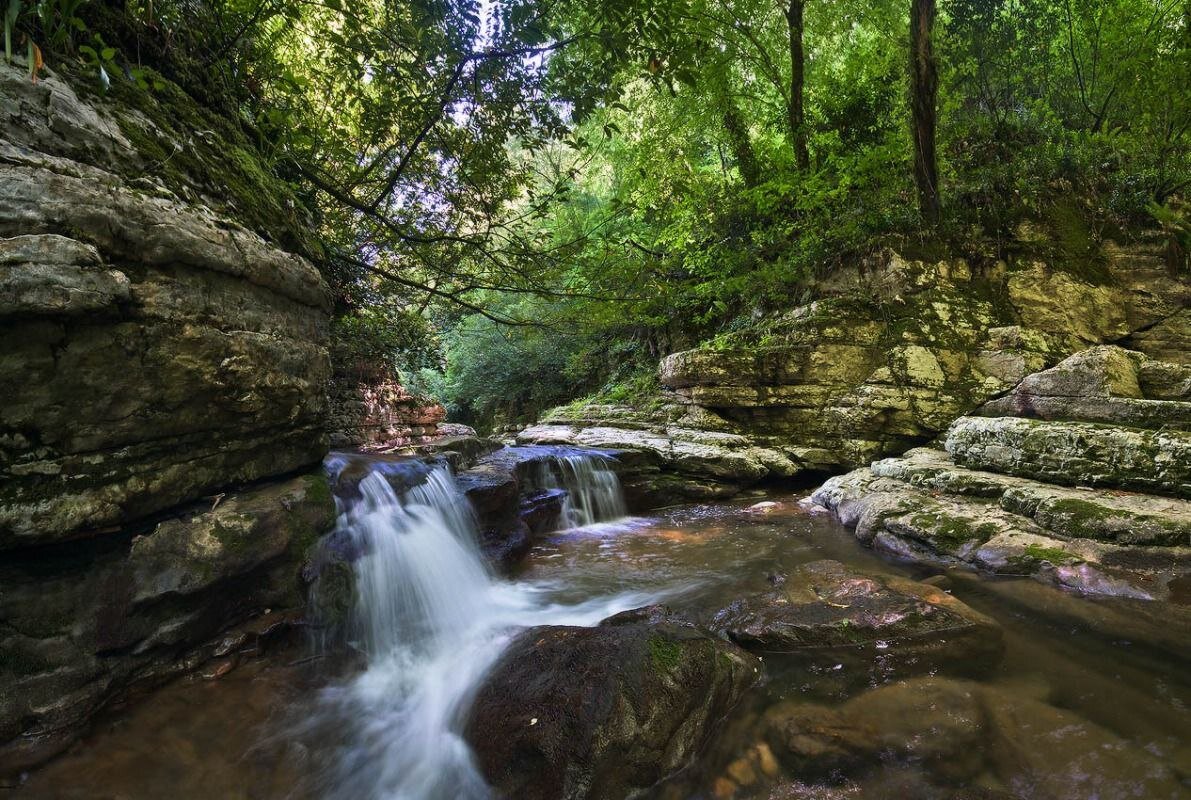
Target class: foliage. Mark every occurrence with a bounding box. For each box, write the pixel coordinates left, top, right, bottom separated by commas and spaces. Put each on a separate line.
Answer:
37, 0, 1189, 424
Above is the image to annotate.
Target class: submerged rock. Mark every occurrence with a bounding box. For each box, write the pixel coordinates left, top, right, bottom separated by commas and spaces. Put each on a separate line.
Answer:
464, 607, 761, 800
708, 560, 1003, 676
763, 677, 987, 781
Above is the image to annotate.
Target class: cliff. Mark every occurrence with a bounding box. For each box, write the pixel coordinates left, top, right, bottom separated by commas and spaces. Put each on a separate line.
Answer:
0, 63, 334, 772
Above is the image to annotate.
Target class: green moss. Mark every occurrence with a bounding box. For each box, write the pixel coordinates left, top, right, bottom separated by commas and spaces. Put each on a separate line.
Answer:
1044, 198, 1111, 284
1020, 543, 1076, 564
66, 63, 322, 260
210, 518, 253, 555
911, 511, 998, 551
648, 635, 684, 673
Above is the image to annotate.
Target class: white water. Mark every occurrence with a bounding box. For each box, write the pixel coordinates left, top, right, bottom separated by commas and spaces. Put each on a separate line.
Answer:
316, 458, 655, 800
534, 453, 627, 528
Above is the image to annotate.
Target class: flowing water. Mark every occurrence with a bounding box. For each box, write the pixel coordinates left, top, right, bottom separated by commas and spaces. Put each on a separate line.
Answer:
16, 453, 1191, 800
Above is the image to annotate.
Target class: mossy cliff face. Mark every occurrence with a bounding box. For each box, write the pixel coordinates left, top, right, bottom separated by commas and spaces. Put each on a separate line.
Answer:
523, 247, 1189, 502
0, 63, 335, 773
0, 62, 332, 547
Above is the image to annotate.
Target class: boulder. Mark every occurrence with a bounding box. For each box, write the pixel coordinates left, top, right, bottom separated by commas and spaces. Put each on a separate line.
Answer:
982, 690, 1186, 800
464, 607, 761, 800
763, 677, 987, 781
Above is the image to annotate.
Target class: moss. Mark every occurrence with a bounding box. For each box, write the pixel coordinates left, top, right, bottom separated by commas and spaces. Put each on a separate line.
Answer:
648, 635, 684, 673
911, 511, 998, 551
1020, 543, 1076, 564
63, 62, 322, 260
1044, 198, 1112, 284
209, 518, 254, 555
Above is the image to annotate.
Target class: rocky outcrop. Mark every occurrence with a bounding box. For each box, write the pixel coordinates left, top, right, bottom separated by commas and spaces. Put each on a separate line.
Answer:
327, 372, 449, 450
0, 64, 335, 772
812, 347, 1191, 600
520, 403, 802, 506
464, 606, 761, 800
525, 247, 1189, 500
0, 64, 331, 548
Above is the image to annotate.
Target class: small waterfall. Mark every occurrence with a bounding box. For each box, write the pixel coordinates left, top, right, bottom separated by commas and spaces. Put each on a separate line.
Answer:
535, 452, 627, 528
310, 453, 656, 800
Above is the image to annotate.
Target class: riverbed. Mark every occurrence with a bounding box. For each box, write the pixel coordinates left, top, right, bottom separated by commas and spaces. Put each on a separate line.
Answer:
17, 473, 1191, 799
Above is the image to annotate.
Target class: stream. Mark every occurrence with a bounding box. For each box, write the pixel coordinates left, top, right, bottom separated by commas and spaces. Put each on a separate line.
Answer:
17, 451, 1191, 799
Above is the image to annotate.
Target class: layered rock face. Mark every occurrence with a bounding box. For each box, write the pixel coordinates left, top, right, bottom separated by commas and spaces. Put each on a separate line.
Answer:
524, 246, 1189, 502
327, 371, 448, 450
813, 347, 1191, 600
0, 64, 334, 771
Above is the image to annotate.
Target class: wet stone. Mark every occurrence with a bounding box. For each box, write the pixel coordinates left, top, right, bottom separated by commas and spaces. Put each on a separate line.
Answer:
463, 606, 761, 800
707, 560, 1004, 678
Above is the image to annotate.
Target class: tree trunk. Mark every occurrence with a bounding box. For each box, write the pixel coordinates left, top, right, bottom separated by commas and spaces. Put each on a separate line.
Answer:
910, 0, 941, 223
785, 0, 810, 171
722, 98, 762, 187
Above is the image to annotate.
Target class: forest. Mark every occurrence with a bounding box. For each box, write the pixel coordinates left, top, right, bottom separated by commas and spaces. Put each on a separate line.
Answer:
7, 0, 1188, 427
3, 2, 1191, 798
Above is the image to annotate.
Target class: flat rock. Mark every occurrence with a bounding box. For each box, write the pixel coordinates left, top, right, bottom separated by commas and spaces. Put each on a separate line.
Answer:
945, 416, 1191, 498
708, 560, 1003, 675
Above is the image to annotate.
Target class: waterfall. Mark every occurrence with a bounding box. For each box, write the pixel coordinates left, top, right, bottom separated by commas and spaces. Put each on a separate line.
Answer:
535, 452, 627, 528
311, 453, 654, 800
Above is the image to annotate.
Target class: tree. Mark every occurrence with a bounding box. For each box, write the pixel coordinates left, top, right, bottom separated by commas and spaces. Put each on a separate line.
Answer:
910, 0, 941, 223
785, 0, 810, 170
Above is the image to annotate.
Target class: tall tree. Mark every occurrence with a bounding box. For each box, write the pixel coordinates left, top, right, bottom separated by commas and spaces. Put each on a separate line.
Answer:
785, 0, 811, 170
910, 0, 940, 223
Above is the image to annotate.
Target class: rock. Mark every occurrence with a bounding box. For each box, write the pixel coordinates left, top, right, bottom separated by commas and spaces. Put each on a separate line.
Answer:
708, 560, 1003, 677
521, 242, 1187, 501
976, 346, 1191, 429
814, 452, 1191, 600
763, 677, 987, 781
0, 471, 334, 774
326, 373, 448, 450
464, 608, 761, 800
982, 690, 1186, 800
0, 62, 333, 774
945, 416, 1191, 499
519, 404, 802, 505
0, 63, 331, 550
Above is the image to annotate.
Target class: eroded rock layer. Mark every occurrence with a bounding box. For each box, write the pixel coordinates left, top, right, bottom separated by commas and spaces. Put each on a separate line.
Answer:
812, 347, 1191, 600
0, 64, 332, 549
524, 247, 1189, 501
0, 64, 335, 772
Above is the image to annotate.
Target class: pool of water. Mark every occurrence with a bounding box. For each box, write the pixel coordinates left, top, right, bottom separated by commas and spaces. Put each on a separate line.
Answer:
15, 492, 1191, 799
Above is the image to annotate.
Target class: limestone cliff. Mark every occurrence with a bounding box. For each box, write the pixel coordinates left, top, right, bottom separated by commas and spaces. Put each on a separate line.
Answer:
522, 243, 1189, 502
0, 64, 334, 772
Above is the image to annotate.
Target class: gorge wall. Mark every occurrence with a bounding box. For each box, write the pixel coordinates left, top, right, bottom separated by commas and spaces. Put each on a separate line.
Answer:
0, 64, 335, 772
522, 241, 1190, 503
327, 368, 448, 451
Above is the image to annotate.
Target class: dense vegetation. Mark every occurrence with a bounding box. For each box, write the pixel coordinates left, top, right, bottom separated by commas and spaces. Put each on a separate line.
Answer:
8, 0, 1189, 427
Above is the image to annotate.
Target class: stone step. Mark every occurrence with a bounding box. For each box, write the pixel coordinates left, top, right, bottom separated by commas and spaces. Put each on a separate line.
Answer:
812, 463, 1191, 601
871, 448, 1191, 547
945, 416, 1191, 499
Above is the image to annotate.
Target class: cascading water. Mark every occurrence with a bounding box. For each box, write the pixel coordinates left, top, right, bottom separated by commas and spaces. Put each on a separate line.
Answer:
534, 452, 627, 528
312, 454, 656, 800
